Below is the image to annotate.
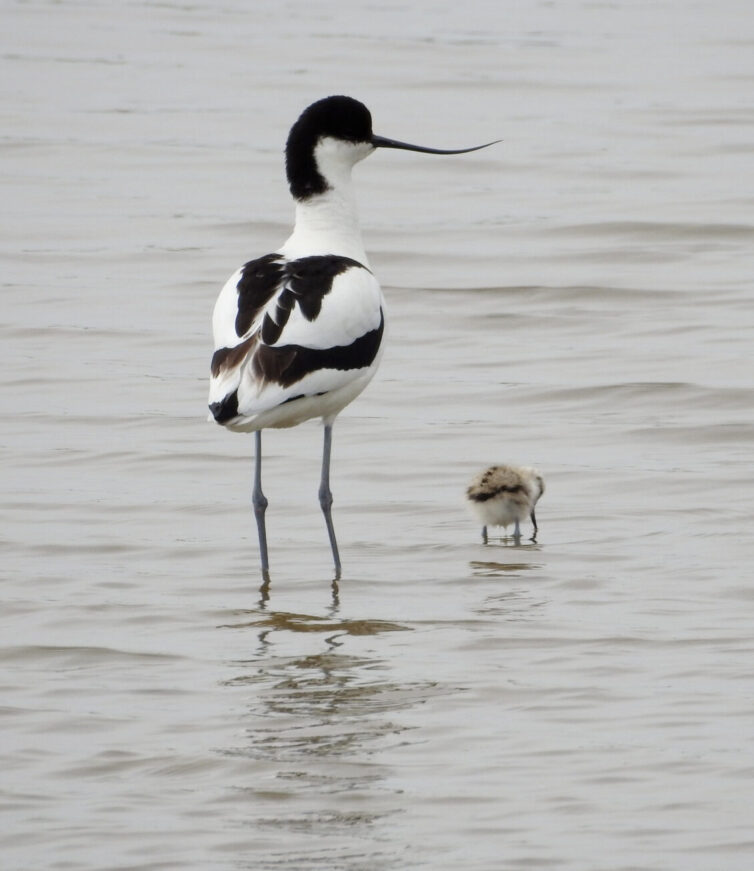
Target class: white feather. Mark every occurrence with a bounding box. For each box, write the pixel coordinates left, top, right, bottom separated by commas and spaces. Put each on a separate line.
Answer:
274, 267, 381, 350
212, 267, 250, 346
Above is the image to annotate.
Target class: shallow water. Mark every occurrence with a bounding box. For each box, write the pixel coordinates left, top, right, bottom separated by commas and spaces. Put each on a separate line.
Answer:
3, 1, 754, 869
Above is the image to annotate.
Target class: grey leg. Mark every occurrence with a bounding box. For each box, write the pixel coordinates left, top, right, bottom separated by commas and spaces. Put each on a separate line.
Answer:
530, 508, 538, 541
513, 519, 521, 539
319, 423, 341, 578
482, 525, 488, 544
252, 430, 270, 580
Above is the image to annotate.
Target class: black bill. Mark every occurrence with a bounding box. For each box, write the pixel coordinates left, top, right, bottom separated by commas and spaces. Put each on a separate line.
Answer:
371, 134, 500, 154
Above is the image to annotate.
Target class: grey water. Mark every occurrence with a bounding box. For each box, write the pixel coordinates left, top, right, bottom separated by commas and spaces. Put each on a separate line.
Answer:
2, 1, 754, 869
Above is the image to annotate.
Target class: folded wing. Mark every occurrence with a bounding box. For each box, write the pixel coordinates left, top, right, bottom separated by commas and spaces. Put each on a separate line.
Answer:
208, 254, 384, 428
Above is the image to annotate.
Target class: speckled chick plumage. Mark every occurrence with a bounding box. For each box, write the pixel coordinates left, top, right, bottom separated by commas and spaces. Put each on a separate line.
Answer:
466, 465, 544, 540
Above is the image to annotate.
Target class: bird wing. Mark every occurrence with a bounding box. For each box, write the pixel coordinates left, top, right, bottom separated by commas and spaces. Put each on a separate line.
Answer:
208, 254, 384, 426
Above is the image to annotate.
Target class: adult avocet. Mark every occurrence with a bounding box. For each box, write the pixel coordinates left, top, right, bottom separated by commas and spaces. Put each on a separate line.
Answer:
209, 95, 497, 580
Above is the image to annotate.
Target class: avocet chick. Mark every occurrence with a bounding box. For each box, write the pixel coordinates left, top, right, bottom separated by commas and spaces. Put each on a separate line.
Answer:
466, 465, 544, 543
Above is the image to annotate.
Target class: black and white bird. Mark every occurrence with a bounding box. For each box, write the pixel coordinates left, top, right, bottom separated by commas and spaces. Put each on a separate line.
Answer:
466, 465, 545, 543
209, 95, 497, 580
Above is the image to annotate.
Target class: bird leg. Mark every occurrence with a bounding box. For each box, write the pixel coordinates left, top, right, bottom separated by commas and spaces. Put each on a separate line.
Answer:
319, 422, 341, 579
481, 525, 488, 544
252, 430, 270, 581
530, 508, 538, 542
513, 519, 521, 540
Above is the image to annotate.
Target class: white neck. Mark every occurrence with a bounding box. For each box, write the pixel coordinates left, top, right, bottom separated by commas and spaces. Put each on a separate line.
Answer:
282, 186, 369, 265
280, 137, 373, 265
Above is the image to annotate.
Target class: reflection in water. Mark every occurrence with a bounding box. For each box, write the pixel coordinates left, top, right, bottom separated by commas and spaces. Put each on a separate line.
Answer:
475, 589, 548, 619
256, 577, 341, 611
257, 580, 270, 610
482, 535, 542, 548
219, 611, 431, 869
469, 560, 542, 577
470, 561, 548, 619
221, 610, 409, 638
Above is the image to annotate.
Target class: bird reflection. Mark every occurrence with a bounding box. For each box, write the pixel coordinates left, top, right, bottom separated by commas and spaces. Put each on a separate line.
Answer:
469, 559, 542, 577
255, 574, 341, 612
217, 609, 433, 864
257, 577, 271, 609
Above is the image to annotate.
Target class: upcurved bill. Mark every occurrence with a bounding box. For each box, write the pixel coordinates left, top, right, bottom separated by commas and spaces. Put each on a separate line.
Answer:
371, 134, 501, 154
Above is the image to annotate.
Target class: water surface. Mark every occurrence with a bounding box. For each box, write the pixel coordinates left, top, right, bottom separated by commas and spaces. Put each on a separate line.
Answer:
3, 1, 754, 869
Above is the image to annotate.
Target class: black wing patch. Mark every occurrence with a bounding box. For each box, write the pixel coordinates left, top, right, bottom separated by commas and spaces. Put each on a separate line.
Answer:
288, 255, 366, 320
253, 309, 384, 388
260, 255, 368, 345
235, 254, 286, 337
